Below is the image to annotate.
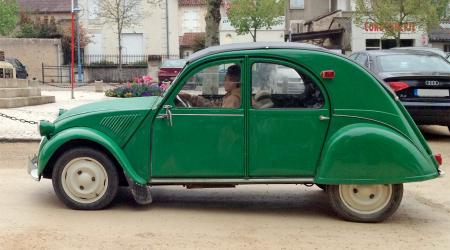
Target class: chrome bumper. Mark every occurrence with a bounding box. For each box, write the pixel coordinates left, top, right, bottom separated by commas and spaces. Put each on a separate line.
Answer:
27, 154, 40, 181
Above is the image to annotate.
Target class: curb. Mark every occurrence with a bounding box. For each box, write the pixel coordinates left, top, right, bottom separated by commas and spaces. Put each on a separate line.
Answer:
0, 138, 41, 143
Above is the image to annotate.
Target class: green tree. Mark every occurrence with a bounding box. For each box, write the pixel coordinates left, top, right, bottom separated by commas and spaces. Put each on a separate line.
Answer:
0, 0, 19, 36
354, 0, 450, 47
227, 0, 285, 42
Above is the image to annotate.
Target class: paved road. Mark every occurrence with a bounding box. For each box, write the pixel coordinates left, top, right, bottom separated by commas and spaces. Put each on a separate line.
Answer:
0, 126, 449, 249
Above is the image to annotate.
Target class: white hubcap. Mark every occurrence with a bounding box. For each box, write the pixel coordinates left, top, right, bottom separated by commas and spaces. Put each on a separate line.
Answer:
339, 184, 392, 214
61, 157, 108, 204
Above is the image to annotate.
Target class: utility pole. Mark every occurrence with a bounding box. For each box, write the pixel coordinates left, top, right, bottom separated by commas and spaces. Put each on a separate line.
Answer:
71, 0, 75, 99
75, 0, 82, 85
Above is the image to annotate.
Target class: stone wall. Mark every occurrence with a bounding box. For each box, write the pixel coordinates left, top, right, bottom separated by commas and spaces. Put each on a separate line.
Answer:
0, 38, 63, 82
83, 66, 148, 83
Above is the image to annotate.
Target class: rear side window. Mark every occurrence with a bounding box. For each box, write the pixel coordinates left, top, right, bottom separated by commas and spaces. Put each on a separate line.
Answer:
251, 63, 324, 109
377, 54, 450, 73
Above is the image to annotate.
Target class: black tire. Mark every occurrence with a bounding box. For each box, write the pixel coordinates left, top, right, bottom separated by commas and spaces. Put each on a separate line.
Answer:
52, 147, 119, 210
327, 184, 403, 223
316, 184, 327, 191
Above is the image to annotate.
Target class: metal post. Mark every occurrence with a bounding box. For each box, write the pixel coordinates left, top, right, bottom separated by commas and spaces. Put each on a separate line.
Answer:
165, 0, 170, 57
75, 0, 82, 85
41, 63, 45, 84
70, 1, 75, 99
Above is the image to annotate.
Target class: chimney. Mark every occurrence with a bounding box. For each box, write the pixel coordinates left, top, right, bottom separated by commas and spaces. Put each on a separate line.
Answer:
0, 51, 4, 61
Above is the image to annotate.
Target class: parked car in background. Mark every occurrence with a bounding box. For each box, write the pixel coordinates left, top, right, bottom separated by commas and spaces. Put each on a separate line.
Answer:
6, 58, 28, 79
29, 43, 443, 222
349, 50, 450, 131
157, 59, 187, 83
390, 47, 450, 61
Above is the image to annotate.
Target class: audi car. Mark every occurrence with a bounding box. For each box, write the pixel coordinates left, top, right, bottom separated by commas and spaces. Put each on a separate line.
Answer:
349, 50, 450, 131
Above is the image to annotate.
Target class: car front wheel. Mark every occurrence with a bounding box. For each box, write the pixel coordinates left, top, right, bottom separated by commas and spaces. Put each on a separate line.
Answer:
327, 184, 403, 223
52, 147, 119, 210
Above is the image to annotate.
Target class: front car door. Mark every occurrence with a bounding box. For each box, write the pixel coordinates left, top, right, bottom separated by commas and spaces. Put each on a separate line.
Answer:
248, 58, 330, 177
151, 59, 245, 178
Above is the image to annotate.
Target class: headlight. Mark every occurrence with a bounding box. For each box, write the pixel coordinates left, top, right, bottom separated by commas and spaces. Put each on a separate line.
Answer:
38, 120, 55, 137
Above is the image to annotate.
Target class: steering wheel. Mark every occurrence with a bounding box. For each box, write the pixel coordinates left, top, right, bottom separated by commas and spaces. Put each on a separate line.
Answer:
176, 94, 192, 108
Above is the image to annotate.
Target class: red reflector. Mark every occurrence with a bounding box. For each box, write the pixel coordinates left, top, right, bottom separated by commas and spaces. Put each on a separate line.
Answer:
321, 70, 335, 79
435, 154, 442, 166
388, 81, 409, 92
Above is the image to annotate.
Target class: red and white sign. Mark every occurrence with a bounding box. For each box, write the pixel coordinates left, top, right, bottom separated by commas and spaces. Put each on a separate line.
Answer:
364, 21, 416, 33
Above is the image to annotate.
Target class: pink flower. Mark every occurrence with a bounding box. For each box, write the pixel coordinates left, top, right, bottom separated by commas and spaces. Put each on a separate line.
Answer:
160, 83, 167, 91
143, 75, 153, 83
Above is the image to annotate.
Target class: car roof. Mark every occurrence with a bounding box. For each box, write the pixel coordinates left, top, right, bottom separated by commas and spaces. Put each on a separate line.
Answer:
187, 42, 326, 63
390, 47, 447, 57
357, 49, 441, 57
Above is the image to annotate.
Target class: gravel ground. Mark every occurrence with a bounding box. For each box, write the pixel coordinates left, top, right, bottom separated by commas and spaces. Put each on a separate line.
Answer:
0, 126, 448, 249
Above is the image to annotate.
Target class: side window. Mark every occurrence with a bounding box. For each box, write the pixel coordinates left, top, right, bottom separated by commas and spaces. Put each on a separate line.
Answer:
349, 53, 359, 61
175, 63, 242, 109
251, 63, 324, 109
355, 54, 369, 67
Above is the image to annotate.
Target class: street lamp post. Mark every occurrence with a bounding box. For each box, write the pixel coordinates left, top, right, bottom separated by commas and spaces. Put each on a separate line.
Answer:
75, 0, 82, 85
71, 0, 81, 99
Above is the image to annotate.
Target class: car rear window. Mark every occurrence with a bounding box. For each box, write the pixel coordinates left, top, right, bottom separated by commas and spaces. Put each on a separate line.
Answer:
161, 59, 187, 68
377, 54, 450, 73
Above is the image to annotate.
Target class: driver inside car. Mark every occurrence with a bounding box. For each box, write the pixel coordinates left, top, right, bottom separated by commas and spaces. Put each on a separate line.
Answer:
178, 65, 241, 108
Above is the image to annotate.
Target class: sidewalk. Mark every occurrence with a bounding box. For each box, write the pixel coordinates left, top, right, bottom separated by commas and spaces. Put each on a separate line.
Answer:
0, 87, 111, 140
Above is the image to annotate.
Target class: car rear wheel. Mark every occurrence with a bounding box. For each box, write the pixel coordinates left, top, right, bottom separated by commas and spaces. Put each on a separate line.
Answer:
327, 184, 403, 222
52, 147, 119, 210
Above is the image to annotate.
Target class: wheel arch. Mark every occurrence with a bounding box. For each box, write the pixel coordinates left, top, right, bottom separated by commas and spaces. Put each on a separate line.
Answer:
38, 127, 147, 185
315, 123, 439, 184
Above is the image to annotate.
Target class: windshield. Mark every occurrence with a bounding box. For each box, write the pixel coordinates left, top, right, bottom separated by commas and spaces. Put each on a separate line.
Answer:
161, 59, 187, 68
377, 54, 450, 73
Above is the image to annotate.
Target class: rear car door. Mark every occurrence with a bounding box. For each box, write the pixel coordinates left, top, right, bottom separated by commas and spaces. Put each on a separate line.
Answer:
248, 58, 330, 177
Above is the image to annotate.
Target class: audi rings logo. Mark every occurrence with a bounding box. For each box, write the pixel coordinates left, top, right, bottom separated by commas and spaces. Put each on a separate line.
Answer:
425, 80, 440, 86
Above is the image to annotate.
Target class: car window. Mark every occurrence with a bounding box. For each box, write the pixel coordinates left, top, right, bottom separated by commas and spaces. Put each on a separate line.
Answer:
377, 54, 450, 73
175, 63, 241, 109
349, 53, 359, 61
355, 54, 368, 67
251, 63, 324, 109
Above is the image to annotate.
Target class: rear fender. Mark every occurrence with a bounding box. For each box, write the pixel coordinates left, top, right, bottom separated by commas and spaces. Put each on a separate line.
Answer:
315, 123, 438, 184
38, 127, 146, 185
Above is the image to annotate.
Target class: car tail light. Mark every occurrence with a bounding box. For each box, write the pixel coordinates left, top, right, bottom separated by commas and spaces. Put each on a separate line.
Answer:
388, 81, 409, 92
321, 70, 335, 79
435, 154, 442, 166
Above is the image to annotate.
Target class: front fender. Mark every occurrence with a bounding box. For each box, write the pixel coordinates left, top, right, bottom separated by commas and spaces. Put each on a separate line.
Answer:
38, 127, 146, 185
315, 123, 439, 184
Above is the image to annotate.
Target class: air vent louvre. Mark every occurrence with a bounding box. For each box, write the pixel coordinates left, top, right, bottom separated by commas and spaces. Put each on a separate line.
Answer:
100, 114, 138, 139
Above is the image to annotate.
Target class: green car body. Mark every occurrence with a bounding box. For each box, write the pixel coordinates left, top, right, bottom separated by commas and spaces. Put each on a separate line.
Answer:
29, 43, 443, 221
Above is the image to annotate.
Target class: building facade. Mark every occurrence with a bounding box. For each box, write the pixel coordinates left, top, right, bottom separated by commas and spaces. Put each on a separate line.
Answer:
286, 0, 428, 53
79, 0, 180, 57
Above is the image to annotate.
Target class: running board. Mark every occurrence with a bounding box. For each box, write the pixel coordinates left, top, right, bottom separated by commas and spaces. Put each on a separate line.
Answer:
148, 178, 314, 185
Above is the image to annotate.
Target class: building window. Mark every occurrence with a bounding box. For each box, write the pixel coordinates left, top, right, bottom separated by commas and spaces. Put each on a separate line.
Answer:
366, 39, 380, 50
290, 0, 304, 9
183, 10, 200, 33
365, 39, 414, 50
444, 45, 450, 52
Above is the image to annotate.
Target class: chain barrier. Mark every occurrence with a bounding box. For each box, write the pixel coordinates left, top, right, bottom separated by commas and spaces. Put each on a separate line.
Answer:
0, 112, 38, 125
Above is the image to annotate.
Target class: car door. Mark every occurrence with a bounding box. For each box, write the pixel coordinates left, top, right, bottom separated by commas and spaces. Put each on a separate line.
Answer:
151, 59, 245, 178
248, 58, 330, 177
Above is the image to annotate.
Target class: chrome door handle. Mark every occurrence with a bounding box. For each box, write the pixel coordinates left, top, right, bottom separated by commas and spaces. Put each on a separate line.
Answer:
156, 105, 173, 126
319, 115, 330, 121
